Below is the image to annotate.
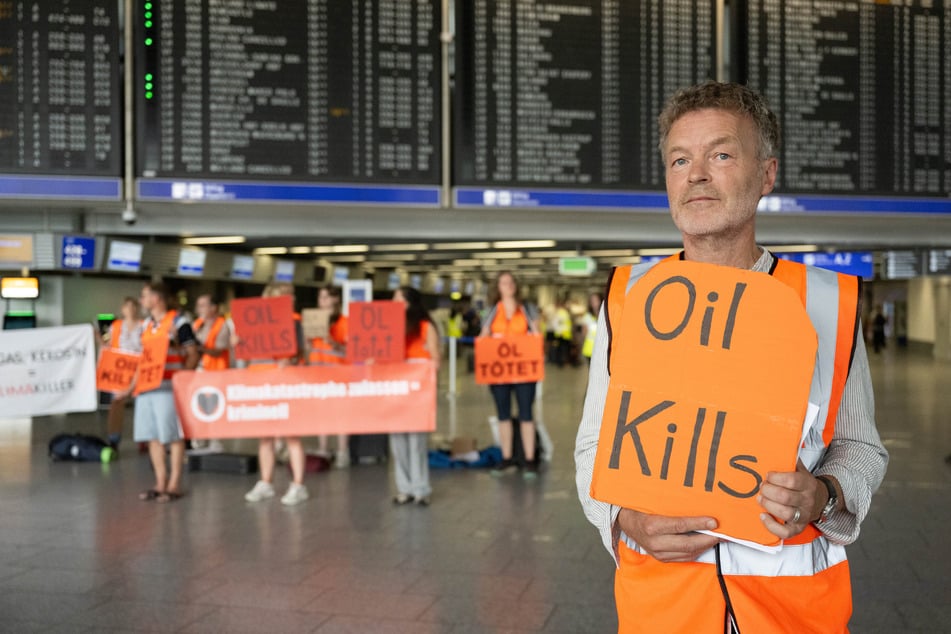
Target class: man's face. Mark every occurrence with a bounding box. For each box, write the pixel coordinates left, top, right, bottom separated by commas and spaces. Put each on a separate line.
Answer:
195, 296, 212, 319
664, 108, 777, 241
140, 287, 156, 312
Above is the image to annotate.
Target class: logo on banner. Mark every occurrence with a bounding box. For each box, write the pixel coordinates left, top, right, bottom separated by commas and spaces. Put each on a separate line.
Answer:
190, 386, 226, 423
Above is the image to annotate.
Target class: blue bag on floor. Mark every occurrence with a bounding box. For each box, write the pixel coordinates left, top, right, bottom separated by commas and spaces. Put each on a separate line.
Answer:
428, 446, 502, 469
48, 434, 114, 463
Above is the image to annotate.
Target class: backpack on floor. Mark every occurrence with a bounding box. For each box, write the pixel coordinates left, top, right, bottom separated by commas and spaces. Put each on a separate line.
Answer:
48, 434, 113, 462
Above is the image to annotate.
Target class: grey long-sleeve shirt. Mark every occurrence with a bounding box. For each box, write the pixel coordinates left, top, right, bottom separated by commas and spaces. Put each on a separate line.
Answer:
574, 249, 889, 565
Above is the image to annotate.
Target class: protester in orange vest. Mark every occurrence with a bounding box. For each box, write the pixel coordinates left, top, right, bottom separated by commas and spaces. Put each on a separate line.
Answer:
242, 282, 310, 506
120, 282, 198, 503
193, 294, 231, 372
101, 296, 143, 451
390, 286, 439, 505
575, 82, 888, 633
479, 271, 541, 478
310, 285, 351, 467
190, 294, 231, 454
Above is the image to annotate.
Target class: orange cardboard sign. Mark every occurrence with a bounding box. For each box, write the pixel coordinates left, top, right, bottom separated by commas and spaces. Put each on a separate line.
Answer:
590, 261, 817, 547
172, 361, 436, 438
231, 295, 297, 360
474, 334, 545, 385
346, 301, 405, 364
134, 334, 169, 395
96, 348, 140, 393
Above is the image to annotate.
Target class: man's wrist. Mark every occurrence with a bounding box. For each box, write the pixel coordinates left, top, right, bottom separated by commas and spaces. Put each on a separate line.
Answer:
815, 475, 839, 525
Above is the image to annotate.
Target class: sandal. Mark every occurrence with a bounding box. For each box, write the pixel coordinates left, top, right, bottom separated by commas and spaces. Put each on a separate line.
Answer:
156, 491, 184, 503
139, 489, 161, 501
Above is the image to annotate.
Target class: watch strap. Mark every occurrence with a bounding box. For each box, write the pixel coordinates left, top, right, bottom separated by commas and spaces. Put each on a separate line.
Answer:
816, 475, 837, 525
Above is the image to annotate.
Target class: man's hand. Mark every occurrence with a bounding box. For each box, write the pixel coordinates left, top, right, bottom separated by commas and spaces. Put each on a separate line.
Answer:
758, 460, 827, 539
616, 508, 720, 563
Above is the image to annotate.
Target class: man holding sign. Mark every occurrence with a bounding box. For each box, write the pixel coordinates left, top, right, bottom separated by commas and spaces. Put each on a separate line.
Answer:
575, 83, 888, 633
123, 282, 198, 503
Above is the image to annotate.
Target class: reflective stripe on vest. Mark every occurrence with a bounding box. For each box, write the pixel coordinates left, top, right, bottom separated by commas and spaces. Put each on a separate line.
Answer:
309, 315, 347, 365
143, 310, 185, 381
194, 316, 230, 371
605, 258, 859, 632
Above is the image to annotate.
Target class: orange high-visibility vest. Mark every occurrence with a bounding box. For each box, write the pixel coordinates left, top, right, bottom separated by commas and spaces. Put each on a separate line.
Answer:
109, 320, 123, 348
488, 302, 532, 336
605, 256, 860, 634
142, 310, 186, 381
406, 320, 432, 360
309, 314, 348, 365
193, 316, 230, 371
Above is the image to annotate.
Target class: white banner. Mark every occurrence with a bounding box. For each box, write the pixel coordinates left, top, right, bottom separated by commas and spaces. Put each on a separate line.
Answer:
0, 324, 97, 417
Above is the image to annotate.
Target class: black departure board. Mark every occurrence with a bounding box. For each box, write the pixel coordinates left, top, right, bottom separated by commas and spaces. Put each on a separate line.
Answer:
453, 0, 717, 190
0, 1, 121, 176
742, 0, 950, 196
136, 0, 440, 185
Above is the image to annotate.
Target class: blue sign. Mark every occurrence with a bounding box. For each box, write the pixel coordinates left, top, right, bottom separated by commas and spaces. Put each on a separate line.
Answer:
137, 179, 441, 206
274, 260, 295, 282
231, 255, 255, 280
778, 251, 874, 278
61, 236, 96, 270
0, 176, 122, 200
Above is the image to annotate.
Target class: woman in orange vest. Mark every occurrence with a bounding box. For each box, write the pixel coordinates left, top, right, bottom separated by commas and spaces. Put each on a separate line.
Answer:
242, 282, 310, 506
193, 294, 231, 372
479, 271, 541, 478
103, 296, 143, 450
310, 285, 350, 467
390, 286, 439, 505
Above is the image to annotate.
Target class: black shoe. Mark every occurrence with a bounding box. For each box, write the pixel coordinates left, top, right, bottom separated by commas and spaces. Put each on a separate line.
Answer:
393, 494, 414, 505
490, 458, 518, 476
523, 462, 539, 480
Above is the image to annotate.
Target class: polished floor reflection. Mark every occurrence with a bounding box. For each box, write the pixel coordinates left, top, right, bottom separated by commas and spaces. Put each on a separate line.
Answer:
0, 347, 948, 632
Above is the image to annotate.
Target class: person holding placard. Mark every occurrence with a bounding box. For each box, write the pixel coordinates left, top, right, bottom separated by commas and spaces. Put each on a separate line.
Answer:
389, 287, 439, 505
309, 285, 351, 468
575, 82, 888, 633
102, 296, 143, 450
123, 282, 198, 503
242, 282, 311, 506
479, 271, 542, 479
190, 294, 232, 453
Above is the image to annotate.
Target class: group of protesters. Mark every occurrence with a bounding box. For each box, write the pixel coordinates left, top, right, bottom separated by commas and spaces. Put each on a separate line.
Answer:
102, 271, 554, 507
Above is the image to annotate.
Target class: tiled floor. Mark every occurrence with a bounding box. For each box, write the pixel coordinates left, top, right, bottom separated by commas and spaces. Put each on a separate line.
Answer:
0, 347, 948, 632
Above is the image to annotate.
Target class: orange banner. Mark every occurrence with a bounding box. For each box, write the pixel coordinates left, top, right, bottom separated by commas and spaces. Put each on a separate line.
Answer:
474, 333, 545, 385
347, 301, 405, 364
134, 335, 169, 395
96, 348, 140, 393
590, 261, 817, 547
231, 295, 297, 360
172, 361, 436, 439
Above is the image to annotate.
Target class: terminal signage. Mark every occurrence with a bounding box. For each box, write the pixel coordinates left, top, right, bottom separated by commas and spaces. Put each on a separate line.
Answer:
778, 252, 874, 278
61, 236, 97, 271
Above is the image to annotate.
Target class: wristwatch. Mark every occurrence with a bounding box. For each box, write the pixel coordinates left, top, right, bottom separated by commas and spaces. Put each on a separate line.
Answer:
815, 475, 838, 525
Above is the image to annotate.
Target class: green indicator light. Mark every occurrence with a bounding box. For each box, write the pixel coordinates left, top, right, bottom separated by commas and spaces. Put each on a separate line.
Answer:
144, 2, 152, 8
145, 37, 153, 46
145, 91, 153, 99
145, 11, 152, 18
145, 82, 153, 90
145, 20, 152, 28
145, 73, 153, 81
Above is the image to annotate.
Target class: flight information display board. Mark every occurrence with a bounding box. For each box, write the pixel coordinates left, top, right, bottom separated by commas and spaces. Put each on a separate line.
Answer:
741, 0, 951, 198
135, 0, 441, 205
453, 0, 716, 208
0, 1, 122, 200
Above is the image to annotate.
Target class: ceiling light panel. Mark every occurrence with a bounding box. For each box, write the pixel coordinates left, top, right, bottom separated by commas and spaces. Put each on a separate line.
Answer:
182, 236, 246, 245
491, 240, 556, 249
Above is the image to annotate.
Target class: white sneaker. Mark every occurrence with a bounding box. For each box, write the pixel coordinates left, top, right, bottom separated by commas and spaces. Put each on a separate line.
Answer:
335, 449, 351, 469
281, 483, 309, 506
244, 480, 275, 502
